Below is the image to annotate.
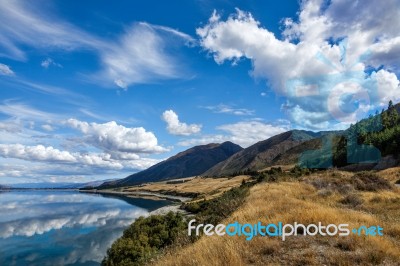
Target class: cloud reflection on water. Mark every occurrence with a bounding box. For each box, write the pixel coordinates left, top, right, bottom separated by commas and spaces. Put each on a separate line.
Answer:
0, 191, 170, 265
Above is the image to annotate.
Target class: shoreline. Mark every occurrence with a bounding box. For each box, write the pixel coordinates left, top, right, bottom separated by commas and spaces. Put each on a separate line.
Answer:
80, 189, 192, 203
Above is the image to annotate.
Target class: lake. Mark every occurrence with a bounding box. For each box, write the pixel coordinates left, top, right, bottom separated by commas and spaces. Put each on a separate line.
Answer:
0, 190, 173, 266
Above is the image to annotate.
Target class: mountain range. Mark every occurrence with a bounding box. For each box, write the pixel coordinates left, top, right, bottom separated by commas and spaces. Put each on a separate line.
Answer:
75, 102, 400, 188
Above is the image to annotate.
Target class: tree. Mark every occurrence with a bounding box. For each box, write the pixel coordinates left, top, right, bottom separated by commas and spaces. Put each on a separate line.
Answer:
388, 100, 399, 127
381, 109, 390, 129
388, 100, 394, 110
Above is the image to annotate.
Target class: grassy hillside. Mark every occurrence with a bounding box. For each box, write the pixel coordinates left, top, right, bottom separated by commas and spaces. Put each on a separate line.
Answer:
124, 175, 251, 200
153, 169, 400, 265
203, 130, 320, 177
103, 167, 400, 265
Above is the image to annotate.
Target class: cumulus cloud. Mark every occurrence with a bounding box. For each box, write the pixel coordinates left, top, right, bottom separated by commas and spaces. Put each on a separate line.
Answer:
0, 143, 160, 172
197, 1, 400, 129
162, 110, 202, 136
0, 112, 165, 181
201, 104, 254, 116
0, 144, 116, 168
0, 63, 14, 76
373, 69, 400, 106
179, 120, 288, 147
0, 144, 74, 163
65, 118, 167, 153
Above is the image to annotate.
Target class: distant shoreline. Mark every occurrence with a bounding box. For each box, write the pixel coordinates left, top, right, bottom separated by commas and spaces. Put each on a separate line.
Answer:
0, 188, 79, 191
0, 187, 192, 203
80, 189, 192, 203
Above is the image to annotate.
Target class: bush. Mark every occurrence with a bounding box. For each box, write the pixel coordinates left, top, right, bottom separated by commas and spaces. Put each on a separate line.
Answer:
102, 212, 186, 266
351, 172, 392, 191
103, 184, 251, 265
339, 194, 363, 207
317, 189, 333, 198
335, 238, 356, 251
310, 178, 330, 190
290, 165, 314, 177
182, 185, 249, 225
183, 202, 201, 213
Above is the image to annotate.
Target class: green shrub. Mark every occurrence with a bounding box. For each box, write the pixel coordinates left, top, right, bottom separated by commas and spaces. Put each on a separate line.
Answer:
182, 185, 249, 225
102, 212, 186, 266
103, 184, 251, 265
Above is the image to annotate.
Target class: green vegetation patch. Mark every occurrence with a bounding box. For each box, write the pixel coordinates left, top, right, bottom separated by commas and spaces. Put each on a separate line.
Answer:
102, 212, 186, 266
102, 182, 251, 265
182, 183, 250, 225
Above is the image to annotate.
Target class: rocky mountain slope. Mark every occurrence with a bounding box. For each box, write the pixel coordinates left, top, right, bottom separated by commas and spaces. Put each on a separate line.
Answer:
100, 141, 243, 187
203, 130, 325, 176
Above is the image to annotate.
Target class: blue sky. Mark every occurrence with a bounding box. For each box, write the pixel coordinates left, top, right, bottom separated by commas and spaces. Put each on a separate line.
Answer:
0, 0, 399, 184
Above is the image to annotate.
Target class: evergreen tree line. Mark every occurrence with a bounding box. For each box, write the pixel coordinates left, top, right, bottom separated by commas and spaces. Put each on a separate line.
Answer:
333, 100, 400, 167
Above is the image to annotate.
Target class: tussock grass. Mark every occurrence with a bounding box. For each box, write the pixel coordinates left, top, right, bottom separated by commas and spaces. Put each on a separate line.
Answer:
379, 166, 400, 183
152, 170, 400, 266
125, 175, 251, 199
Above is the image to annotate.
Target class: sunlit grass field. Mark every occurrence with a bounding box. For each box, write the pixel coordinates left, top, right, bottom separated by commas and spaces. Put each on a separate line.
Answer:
151, 169, 400, 266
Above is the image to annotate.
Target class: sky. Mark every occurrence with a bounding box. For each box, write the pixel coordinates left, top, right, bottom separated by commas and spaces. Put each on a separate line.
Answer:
0, 0, 399, 184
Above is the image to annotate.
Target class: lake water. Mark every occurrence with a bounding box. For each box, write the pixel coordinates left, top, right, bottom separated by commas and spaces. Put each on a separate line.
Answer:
0, 190, 173, 266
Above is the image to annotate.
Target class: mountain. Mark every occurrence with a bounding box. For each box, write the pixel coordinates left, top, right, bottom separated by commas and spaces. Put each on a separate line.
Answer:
100, 141, 243, 187
59, 179, 118, 189
203, 130, 326, 176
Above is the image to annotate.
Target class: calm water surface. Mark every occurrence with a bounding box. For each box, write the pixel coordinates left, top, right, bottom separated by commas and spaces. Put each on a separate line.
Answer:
0, 190, 172, 266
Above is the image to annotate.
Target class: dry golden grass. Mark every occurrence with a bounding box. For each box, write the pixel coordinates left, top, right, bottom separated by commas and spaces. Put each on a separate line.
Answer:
151, 169, 400, 266
125, 175, 251, 200
379, 167, 400, 183
259, 164, 295, 172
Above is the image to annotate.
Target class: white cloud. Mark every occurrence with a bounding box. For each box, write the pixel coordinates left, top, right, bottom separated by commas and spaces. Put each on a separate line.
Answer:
162, 110, 202, 136
0, 108, 165, 181
202, 104, 254, 116
41, 58, 62, 69
65, 118, 167, 153
0, 1, 104, 61
197, 1, 400, 129
0, 121, 21, 133
0, 100, 61, 122
0, 1, 192, 88
101, 22, 193, 89
373, 69, 400, 107
0, 63, 14, 76
0, 144, 76, 163
179, 120, 288, 147
41, 124, 54, 131
0, 144, 160, 172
